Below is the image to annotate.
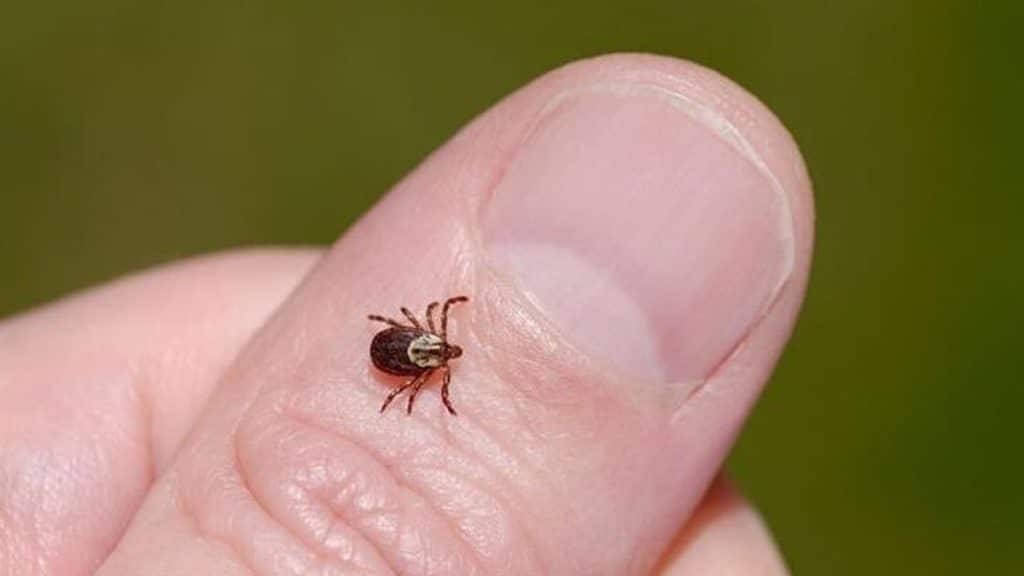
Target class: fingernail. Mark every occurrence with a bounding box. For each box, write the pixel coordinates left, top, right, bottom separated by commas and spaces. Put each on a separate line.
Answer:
483, 85, 794, 383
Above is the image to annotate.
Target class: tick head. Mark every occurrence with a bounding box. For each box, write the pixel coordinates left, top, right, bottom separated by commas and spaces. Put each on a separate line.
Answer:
445, 343, 463, 360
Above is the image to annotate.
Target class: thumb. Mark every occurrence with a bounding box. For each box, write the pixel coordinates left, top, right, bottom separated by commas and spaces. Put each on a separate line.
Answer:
100, 54, 812, 575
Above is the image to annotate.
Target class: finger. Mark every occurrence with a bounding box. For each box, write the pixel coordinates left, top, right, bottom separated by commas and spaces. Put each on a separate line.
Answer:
655, 477, 789, 575
101, 53, 813, 575
0, 248, 320, 576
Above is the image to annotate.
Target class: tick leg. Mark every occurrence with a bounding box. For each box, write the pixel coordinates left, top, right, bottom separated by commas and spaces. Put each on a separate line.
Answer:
441, 366, 457, 416
425, 301, 439, 333
406, 369, 434, 414
401, 307, 423, 330
368, 315, 406, 329
380, 372, 426, 413
441, 296, 469, 339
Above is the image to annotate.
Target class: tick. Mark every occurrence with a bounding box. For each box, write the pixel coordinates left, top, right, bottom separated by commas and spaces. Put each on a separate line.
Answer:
368, 296, 468, 415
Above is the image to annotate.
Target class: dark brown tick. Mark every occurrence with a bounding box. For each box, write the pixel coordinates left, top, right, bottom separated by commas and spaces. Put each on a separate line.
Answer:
368, 296, 468, 415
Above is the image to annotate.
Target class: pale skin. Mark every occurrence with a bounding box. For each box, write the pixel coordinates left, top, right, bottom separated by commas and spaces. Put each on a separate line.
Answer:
0, 55, 813, 575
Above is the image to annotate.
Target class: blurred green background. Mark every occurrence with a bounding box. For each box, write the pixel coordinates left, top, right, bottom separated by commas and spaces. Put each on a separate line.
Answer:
2, 1, 1020, 573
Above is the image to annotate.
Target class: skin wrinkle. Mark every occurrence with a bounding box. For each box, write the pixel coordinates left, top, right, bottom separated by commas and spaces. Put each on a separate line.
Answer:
231, 432, 328, 575
233, 421, 393, 576
450, 372, 560, 574
126, 358, 158, 492
434, 385, 548, 571
415, 440, 542, 573
82, 432, 129, 572
172, 470, 259, 576
280, 408, 488, 575
302, 481, 398, 576
440, 404, 546, 573
296, 474, 386, 573
240, 410, 397, 576
82, 355, 167, 570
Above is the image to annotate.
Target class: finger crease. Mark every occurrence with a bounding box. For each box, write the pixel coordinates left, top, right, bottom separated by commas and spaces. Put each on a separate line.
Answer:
232, 430, 394, 575
173, 472, 260, 576
284, 409, 488, 575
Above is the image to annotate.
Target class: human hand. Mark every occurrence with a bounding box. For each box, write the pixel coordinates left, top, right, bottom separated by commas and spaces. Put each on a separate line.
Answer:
0, 54, 813, 575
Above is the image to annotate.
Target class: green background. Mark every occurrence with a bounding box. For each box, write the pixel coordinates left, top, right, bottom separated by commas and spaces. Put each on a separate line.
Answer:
2, 1, 1020, 573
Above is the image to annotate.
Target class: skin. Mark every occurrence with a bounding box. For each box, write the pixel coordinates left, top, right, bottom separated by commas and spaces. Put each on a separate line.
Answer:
0, 54, 812, 575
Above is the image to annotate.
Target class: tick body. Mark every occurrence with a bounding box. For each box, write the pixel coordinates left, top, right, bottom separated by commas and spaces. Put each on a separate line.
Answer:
368, 296, 467, 415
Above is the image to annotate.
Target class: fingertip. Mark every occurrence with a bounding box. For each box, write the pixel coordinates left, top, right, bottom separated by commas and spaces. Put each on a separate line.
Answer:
656, 477, 790, 576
